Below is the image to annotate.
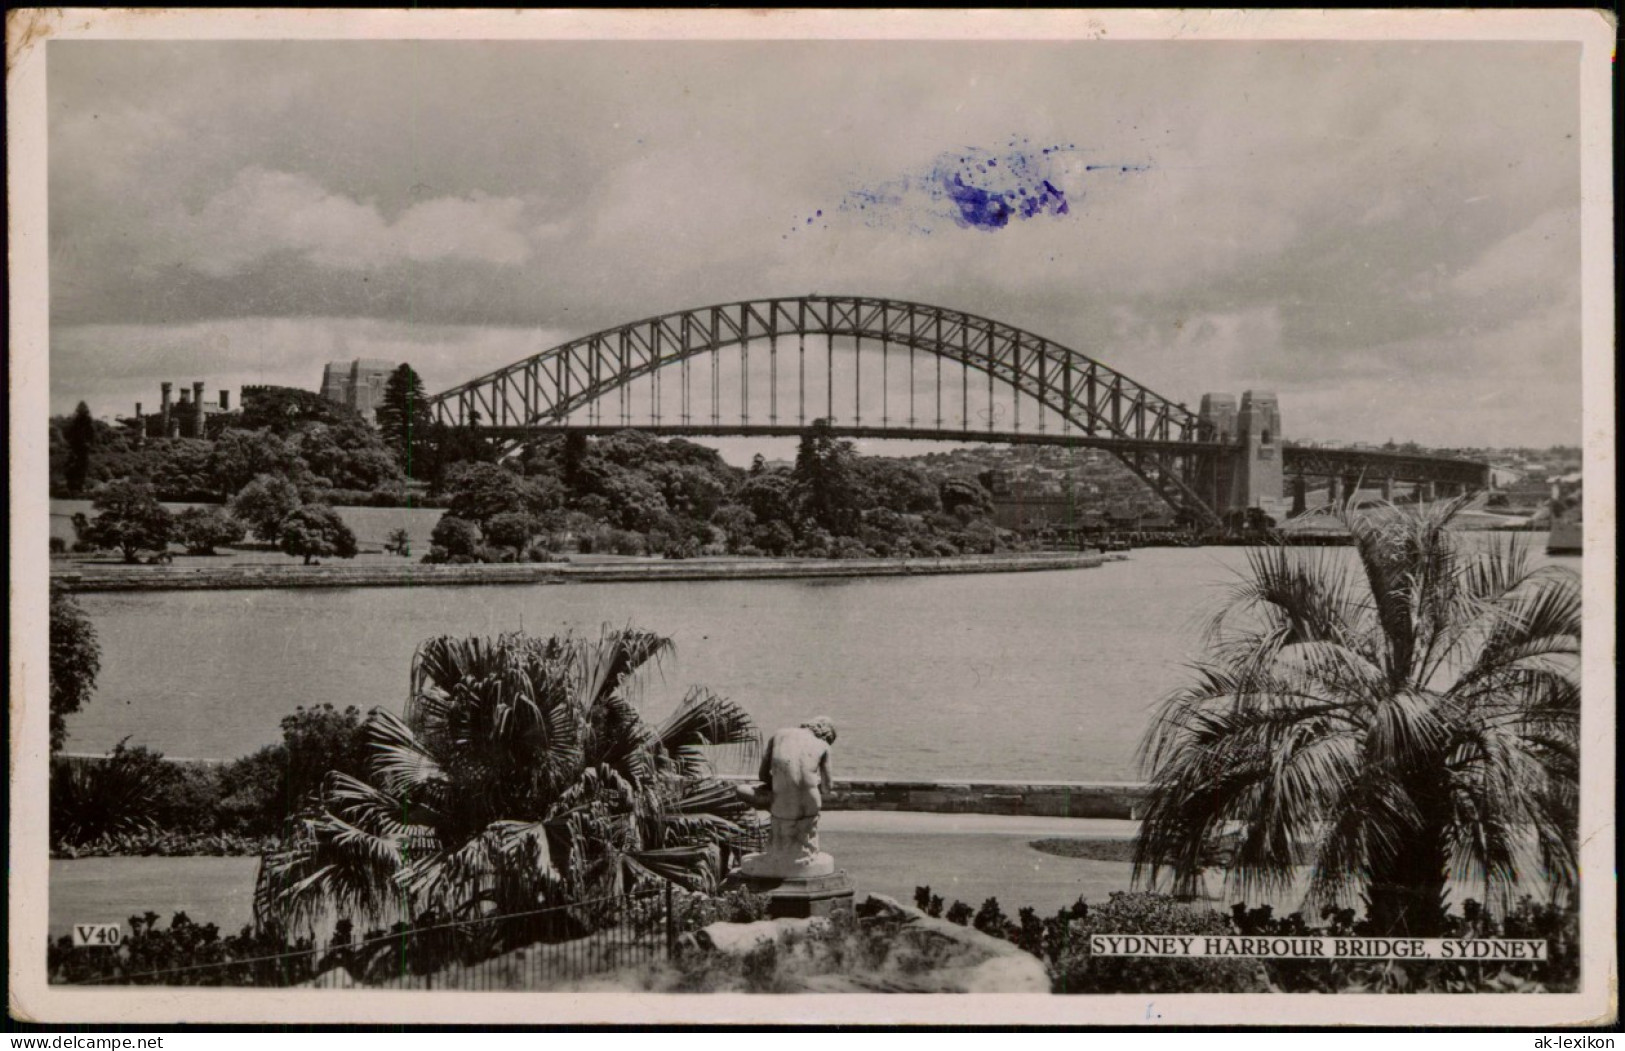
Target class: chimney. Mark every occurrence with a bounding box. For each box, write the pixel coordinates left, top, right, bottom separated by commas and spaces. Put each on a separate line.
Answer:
193, 381, 207, 436
160, 382, 173, 435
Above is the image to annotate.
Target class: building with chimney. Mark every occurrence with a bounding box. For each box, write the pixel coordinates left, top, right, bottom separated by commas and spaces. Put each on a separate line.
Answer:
134, 382, 233, 440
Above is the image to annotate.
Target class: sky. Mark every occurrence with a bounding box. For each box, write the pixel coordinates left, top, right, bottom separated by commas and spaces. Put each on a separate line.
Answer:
48, 38, 1583, 453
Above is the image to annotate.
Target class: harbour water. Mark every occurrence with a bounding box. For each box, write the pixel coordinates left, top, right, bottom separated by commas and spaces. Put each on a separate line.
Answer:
57, 535, 1568, 782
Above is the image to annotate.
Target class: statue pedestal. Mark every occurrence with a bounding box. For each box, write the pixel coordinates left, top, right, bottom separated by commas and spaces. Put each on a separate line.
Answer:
729, 869, 856, 919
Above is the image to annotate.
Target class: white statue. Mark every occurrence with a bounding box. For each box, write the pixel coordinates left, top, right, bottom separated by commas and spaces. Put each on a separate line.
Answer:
735, 718, 837, 878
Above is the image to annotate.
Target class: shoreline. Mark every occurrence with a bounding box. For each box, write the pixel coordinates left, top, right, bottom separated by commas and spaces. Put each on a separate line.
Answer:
50, 551, 1111, 593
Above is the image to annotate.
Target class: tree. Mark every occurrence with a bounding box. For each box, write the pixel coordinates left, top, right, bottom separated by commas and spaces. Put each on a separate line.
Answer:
172, 506, 247, 555
443, 463, 554, 527
81, 480, 173, 563
206, 429, 306, 498
231, 474, 303, 543
793, 419, 862, 535
256, 627, 760, 931
1133, 498, 1581, 936
238, 385, 356, 433
216, 705, 372, 836
376, 364, 434, 478
856, 457, 940, 515
148, 438, 218, 502
293, 421, 402, 493
384, 528, 412, 557
278, 505, 359, 564
484, 511, 543, 554
939, 476, 993, 520
64, 402, 97, 495
736, 469, 795, 524
49, 589, 101, 752
429, 515, 482, 559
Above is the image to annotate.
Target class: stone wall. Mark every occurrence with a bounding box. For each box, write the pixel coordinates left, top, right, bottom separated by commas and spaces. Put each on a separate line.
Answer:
724, 775, 1150, 820
53, 552, 1106, 593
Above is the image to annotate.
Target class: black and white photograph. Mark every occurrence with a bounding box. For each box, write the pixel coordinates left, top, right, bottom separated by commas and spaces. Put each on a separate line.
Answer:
7, 8, 1615, 1028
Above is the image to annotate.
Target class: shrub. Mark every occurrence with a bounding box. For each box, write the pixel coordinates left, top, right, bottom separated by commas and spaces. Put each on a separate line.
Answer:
821, 536, 873, 560
215, 704, 370, 837
48, 911, 317, 987
1229, 898, 1581, 994
384, 527, 412, 557
586, 525, 645, 556
278, 505, 358, 564
484, 511, 544, 554
50, 536, 67, 555
50, 742, 172, 848
429, 515, 481, 559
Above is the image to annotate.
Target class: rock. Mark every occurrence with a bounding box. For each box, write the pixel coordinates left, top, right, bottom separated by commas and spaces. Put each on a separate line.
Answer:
964, 953, 1050, 993
877, 913, 1051, 993
696, 916, 824, 954
856, 892, 925, 923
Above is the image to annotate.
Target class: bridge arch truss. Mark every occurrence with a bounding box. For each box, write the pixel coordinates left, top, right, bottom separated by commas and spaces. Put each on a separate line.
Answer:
427, 296, 1232, 524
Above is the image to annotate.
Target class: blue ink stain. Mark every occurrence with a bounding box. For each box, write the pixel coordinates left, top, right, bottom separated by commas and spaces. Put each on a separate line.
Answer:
800, 139, 1150, 235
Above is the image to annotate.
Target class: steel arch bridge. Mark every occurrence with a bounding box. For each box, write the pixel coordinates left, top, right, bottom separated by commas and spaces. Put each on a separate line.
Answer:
425, 294, 1488, 527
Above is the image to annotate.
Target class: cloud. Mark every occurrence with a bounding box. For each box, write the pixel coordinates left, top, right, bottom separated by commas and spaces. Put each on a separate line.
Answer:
178, 168, 537, 277
44, 39, 1584, 446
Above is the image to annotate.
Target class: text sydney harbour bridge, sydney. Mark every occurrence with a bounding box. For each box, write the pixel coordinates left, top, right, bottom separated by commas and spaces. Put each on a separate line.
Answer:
426, 295, 1490, 529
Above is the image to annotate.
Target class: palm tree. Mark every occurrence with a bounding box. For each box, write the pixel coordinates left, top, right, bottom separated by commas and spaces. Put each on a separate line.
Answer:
1133, 497, 1580, 936
255, 626, 760, 935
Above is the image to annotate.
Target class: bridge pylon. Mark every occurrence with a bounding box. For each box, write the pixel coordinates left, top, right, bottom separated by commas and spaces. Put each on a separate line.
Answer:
1194, 390, 1287, 522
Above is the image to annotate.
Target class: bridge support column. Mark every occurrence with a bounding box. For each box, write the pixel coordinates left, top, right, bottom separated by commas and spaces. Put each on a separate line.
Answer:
1291, 474, 1307, 517
1421, 481, 1436, 503
1200, 390, 1284, 524
1381, 476, 1394, 502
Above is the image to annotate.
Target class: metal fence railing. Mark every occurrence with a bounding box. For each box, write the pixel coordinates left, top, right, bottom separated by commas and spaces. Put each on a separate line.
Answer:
56, 885, 687, 990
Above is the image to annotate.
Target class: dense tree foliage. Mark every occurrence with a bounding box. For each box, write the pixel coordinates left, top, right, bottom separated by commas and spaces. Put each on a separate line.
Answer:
483, 511, 545, 555
206, 430, 307, 498
49, 589, 101, 752
428, 515, 483, 560
231, 474, 304, 543
50, 387, 1005, 565
443, 462, 559, 526
792, 419, 862, 536
278, 505, 359, 564
237, 386, 354, 433
1135, 499, 1580, 936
